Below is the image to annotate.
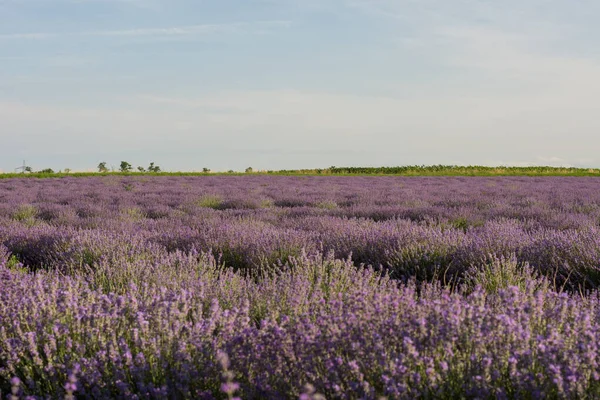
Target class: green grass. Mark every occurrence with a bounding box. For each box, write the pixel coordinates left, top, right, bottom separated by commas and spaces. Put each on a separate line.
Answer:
195, 195, 223, 209
12, 204, 38, 221
274, 165, 600, 176
2, 165, 600, 179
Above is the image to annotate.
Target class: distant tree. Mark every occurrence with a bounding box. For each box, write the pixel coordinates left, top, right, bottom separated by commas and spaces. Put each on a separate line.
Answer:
137, 166, 146, 172
98, 162, 108, 173
119, 161, 133, 172
203, 168, 211, 173
39, 168, 54, 174
148, 162, 161, 173
245, 167, 253, 173
24, 166, 32, 173
64, 168, 71, 174
227, 170, 234, 174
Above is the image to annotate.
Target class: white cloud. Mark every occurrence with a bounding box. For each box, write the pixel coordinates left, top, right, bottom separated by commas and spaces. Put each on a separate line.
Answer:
2, 0, 163, 7
430, 25, 600, 82
347, 0, 600, 72
0, 20, 291, 40
4, 79, 591, 147
2, 80, 599, 169
87, 20, 291, 37
0, 32, 56, 39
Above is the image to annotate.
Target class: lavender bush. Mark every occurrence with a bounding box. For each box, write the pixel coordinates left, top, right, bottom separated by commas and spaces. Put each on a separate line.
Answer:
2, 176, 600, 398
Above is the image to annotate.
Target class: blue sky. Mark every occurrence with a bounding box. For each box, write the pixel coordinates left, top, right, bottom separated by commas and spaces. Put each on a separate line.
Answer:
1, 0, 599, 172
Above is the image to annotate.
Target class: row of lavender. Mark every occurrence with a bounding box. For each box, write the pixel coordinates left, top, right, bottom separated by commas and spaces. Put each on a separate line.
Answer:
1, 176, 600, 288
2, 176, 600, 398
2, 248, 600, 399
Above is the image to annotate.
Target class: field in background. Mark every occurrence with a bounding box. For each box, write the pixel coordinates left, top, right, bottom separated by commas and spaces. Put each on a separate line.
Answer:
2, 164, 600, 179
2, 175, 600, 398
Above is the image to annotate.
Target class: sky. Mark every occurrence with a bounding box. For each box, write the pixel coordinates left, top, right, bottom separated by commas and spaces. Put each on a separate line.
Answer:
1, 0, 600, 172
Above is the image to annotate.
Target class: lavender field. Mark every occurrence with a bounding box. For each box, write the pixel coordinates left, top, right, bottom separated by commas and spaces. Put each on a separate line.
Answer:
2, 175, 600, 399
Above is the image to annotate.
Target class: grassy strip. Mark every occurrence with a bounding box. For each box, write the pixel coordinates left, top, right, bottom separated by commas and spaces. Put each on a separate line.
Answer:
276, 165, 600, 176
2, 165, 600, 179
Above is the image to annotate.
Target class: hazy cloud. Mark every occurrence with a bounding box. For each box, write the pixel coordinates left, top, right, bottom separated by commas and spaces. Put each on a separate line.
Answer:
0, 20, 291, 40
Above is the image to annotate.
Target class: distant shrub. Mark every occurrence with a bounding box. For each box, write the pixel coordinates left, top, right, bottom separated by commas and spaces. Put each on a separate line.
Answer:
273, 198, 310, 208
464, 254, 549, 294
260, 199, 274, 208
97, 162, 108, 173
12, 204, 37, 222
315, 201, 338, 210
196, 195, 222, 209
148, 162, 161, 173
122, 207, 145, 221
245, 167, 253, 173
119, 161, 133, 172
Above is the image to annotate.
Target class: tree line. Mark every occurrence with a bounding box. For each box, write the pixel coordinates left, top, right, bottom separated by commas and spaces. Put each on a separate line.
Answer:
97, 161, 161, 173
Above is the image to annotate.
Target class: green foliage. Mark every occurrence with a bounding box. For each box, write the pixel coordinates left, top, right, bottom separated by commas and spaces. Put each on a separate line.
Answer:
119, 161, 133, 172
12, 204, 37, 222
148, 162, 161, 173
464, 254, 549, 294
38, 168, 54, 174
137, 166, 146, 172
3, 165, 600, 179
260, 199, 274, 208
122, 207, 145, 220
203, 168, 211, 173
196, 195, 222, 209
6, 255, 27, 274
315, 201, 338, 210
450, 217, 469, 232
272, 165, 600, 176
